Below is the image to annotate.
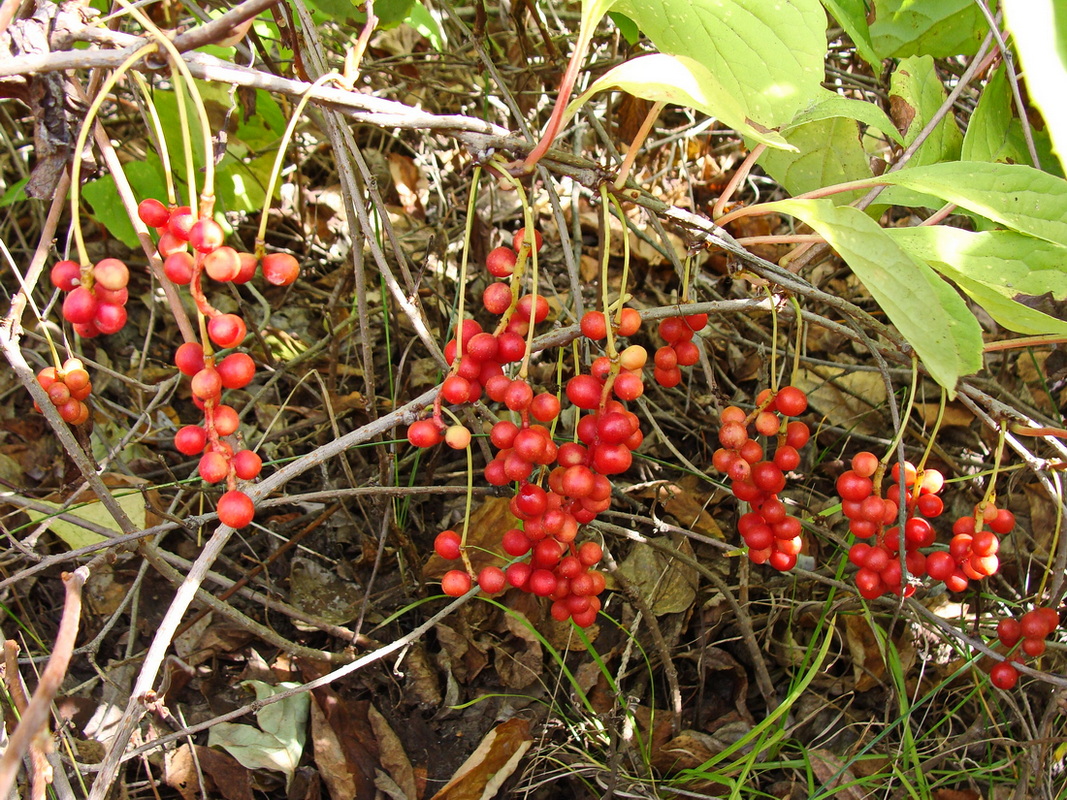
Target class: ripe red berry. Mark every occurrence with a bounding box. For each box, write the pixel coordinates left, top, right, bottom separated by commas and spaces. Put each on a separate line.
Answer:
1020, 609, 1052, 639
204, 246, 242, 282
997, 617, 1022, 649
191, 367, 223, 401
434, 530, 462, 560
232, 449, 263, 480
512, 227, 543, 253
63, 286, 97, 325
189, 219, 225, 253
217, 352, 256, 389
441, 569, 472, 596
217, 490, 255, 528
137, 198, 171, 228
233, 252, 259, 284
478, 566, 507, 594
50, 260, 82, 292
774, 386, 808, 417
207, 314, 247, 348
174, 425, 208, 456
93, 302, 127, 335
486, 246, 518, 277
261, 252, 300, 286
580, 311, 608, 340
198, 451, 230, 483
407, 419, 443, 448
164, 252, 195, 284
616, 308, 641, 337
174, 342, 206, 376
516, 294, 549, 323
482, 282, 512, 315
157, 231, 188, 258
989, 660, 1019, 690
567, 375, 603, 410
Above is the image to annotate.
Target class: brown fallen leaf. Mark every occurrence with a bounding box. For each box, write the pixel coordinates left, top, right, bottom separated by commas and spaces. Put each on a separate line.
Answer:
164, 743, 253, 800
368, 704, 418, 800
807, 748, 866, 800
431, 718, 533, 800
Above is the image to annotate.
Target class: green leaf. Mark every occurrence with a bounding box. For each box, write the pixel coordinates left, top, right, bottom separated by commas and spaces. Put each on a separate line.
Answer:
961, 64, 1025, 165
25, 490, 146, 550
788, 92, 902, 145
608, 11, 641, 46
0, 178, 28, 207
405, 1, 444, 50
767, 199, 984, 392
82, 161, 168, 249
1003, 0, 1067, 175
889, 55, 962, 164
886, 226, 1067, 335
757, 115, 874, 201
881, 162, 1067, 246
820, 0, 881, 66
208, 681, 309, 789
568, 54, 792, 150
609, 0, 827, 129
868, 0, 989, 59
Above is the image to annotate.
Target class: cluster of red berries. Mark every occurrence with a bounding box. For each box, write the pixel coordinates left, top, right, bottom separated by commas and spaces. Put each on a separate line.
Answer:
932, 501, 1015, 589
482, 229, 549, 331
840, 454, 943, 598
653, 312, 707, 388
990, 606, 1061, 689
712, 386, 810, 571
172, 341, 261, 528
34, 358, 93, 425
138, 198, 300, 295
50, 257, 131, 338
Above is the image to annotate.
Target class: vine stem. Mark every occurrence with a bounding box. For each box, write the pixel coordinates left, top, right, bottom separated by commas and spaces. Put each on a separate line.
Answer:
255, 71, 343, 249
712, 142, 767, 220
69, 44, 157, 266
439, 407, 476, 576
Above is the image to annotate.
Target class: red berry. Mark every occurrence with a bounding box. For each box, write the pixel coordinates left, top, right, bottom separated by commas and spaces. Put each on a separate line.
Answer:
204, 246, 242, 282
137, 198, 170, 228
93, 302, 127, 335
50, 260, 82, 292
989, 661, 1019, 690
260, 252, 301, 286
925, 551, 955, 582
837, 471, 873, 502
174, 342, 206, 376
207, 314, 247, 348
407, 419, 443, 448
233, 252, 259, 284
189, 219, 225, 253
997, 618, 1022, 649
232, 449, 262, 480
62, 286, 97, 325
1021, 637, 1046, 657
441, 569, 472, 596
785, 421, 810, 449
164, 252, 195, 284
486, 246, 517, 277
516, 294, 549, 323
673, 340, 700, 366
174, 425, 208, 455
616, 308, 641, 337
191, 367, 223, 400
512, 227, 543, 253
434, 530, 462, 560
198, 451, 230, 483
988, 508, 1015, 534
478, 566, 507, 594
167, 206, 196, 239
157, 231, 188, 257
1020, 609, 1052, 639
217, 352, 256, 389
612, 371, 644, 401
580, 311, 608, 340
217, 490, 255, 528
774, 386, 807, 417
567, 374, 603, 410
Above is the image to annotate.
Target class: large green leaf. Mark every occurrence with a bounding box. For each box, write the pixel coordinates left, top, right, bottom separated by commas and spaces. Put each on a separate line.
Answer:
887, 226, 1067, 335
868, 0, 989, 59
767, 199, 984, 392
1003, 0, 1067, 175
788, 93, 902, 145
757, 116, 873, 200
820, 0, 881, 66
609, 0, 827, 128
568, 54, 792, 150
881, 162, 1067, 246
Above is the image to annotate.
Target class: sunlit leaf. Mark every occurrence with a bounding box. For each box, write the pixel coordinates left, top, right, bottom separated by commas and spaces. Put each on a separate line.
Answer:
610, 0, 827, 128
887, 226, 1067, 335
1003, 0, 1067, 174
768, 199, 984, 392
868, 0, 989, 59
567, 54, 792, 150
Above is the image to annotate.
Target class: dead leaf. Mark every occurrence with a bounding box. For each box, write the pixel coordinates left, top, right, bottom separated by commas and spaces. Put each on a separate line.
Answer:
431, 718, 532, 800
793, 367, 887, 435
387, 152, 427, 218
632, 481, 724, 539
290, 557, 363, 629
165, 744, 253, 800
368, 705, 418, 800
616, 535, 698, 615
307, 686, 380, 800
808, 748, 865, 799
424, 498, 517, 580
